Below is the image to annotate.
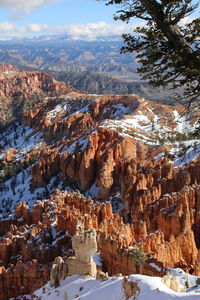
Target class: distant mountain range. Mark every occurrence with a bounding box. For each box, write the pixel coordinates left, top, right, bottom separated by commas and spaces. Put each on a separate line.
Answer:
50, 70, 174, 104
0, 37, 137, 75
0, 35, 176, 103
0, 34, 123, 43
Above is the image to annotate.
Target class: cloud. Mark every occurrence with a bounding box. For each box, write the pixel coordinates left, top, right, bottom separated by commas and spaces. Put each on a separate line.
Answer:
0, 22, 26, 34
0, 21, 138, 40
27, 23, 50, 32
179, 15, 194, 26
0, 0, 62, 17
51, 22, 135, 40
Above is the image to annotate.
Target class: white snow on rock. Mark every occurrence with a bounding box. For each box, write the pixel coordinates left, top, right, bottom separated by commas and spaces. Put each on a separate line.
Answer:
173, 110, 194, 133
0, 167, 45, 219
33, 273, 200, 300
92, 253, 103, 267
167, 268, 200, 291
0, 153, 5, 160
86, 183, 99, 199
47, 102, 90, 120
61, 135, 89, 155
47, 104, 63, 119
0, 123, 43, 151
0, 169, 66, 219
45, 99, 91, 121
111, 103, 130, 118
174, 144, 200, 167
75, 103, 90, 114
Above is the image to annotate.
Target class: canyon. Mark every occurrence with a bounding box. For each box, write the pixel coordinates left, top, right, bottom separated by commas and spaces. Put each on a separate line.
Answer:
0, 64, 199, 299
0, 38, 175, 103
0, 64, 75, 126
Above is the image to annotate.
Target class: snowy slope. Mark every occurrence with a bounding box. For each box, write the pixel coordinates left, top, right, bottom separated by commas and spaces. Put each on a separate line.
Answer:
0, 122, 67, 218
0, 123, 43, 152
174, 144, 200, 167
0, 99, 199, 218
167, 268, 200, 292
32, 274, 200, 300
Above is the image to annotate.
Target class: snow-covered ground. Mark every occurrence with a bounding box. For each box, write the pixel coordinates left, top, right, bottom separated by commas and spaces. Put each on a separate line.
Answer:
45, 98, 91, 121
174, 144, 200, 167
0, 169, 66, 219
101, 107, 197, 139
0, 123, 46, 218
173, 110, 195, 133
0, 123, 43, 152
32, 273, 200, 300
0, 102, 199, 218
43, 97, 198, 145
167, 268, 200, 292
0, 167, 44, 218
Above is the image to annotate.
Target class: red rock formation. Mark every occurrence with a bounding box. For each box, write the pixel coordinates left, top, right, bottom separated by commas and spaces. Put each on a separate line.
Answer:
98, 234, 164, 276
31, 149, 60, 188
0, 71, 74, 100
5, 148, 16, 162
15, 202, 30, 223
0, 69, 76, 125
141, 229, 197, 270
25, 94, 141, 138
0, 260, 49, 300
28, 100, 200, 278
0, 80, 200, 299
0, 63, 18, 73
0, 174, 200, 299
0, 195, 71, 299
31, 127, 148, 199
56, 188, 200, 276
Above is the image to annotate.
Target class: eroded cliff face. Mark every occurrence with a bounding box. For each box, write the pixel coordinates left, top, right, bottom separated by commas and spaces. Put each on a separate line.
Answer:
0, 66, 75, 126
56, 184, 200, 276
0, 64, 200, 299
0, 193, 71, 299
0, 71, 73, 100
0, 163, 200, 298
0, 63, 19, 73
25, 93, 199, 140
1, 179, 199, 298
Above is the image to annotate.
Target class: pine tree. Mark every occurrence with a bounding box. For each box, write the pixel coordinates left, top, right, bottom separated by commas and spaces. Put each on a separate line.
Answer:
104, 0, 200, 112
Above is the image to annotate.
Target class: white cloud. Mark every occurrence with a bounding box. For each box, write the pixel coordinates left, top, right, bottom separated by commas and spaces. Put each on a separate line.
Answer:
0, 22, 26, 34
0, 21, 138, 40
179, 15, 194, 26
0, 0, 62, 16
27, 23, 49, 32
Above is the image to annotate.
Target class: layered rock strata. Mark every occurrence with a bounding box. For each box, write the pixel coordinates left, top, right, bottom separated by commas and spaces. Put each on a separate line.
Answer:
0, 68, 75, 125
0, 196, 70, 299
56, 187, 200, 276
0, 67, 199, 299
0, 170, 199, 298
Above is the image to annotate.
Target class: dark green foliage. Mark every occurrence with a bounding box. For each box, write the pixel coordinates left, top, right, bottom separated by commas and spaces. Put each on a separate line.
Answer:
53, 277, 60, 288
158, 131, 199, 145
104, 0, 200, 111
185, 280, 189, 289
196, 277, 200, 285
0, 154, 39, 183
194, 118, 200, 136
129, 247, 147, 273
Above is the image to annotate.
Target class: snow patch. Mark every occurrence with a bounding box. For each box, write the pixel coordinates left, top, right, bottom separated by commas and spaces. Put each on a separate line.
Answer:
34, 273, 200, 300
174, 144, 200, 167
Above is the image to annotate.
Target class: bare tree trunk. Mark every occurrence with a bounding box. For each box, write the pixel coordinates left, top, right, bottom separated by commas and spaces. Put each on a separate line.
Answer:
141, 0, 200, 67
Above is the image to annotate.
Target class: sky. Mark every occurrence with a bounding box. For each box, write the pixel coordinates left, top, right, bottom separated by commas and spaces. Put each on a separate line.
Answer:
0, 0, 136, 40
0, 0, 198, 40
